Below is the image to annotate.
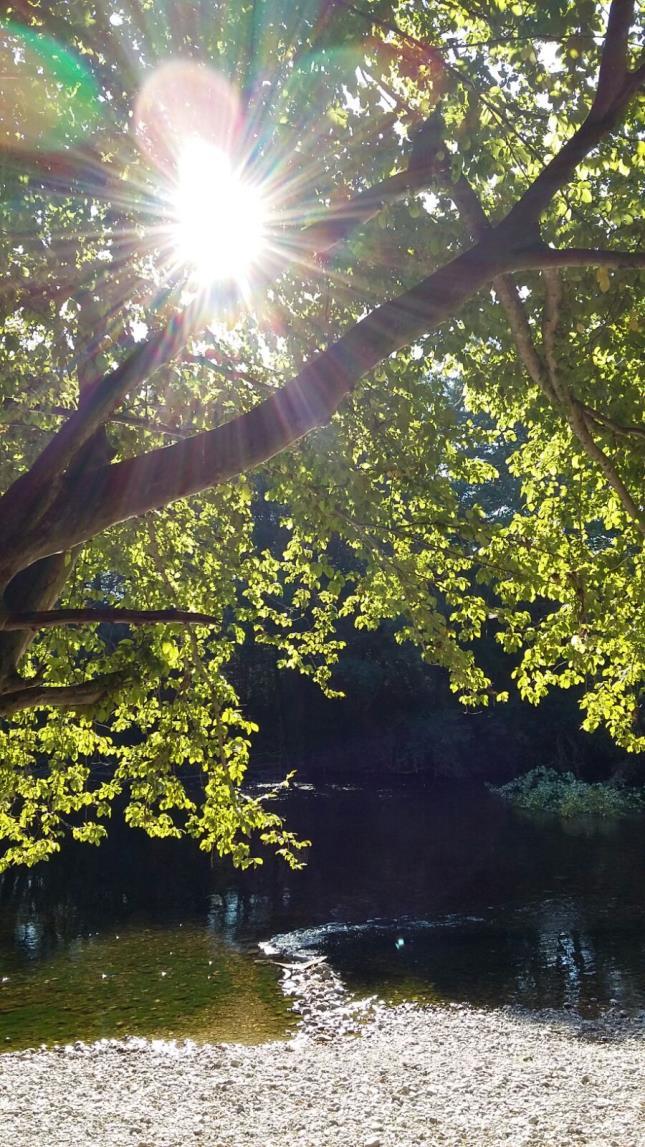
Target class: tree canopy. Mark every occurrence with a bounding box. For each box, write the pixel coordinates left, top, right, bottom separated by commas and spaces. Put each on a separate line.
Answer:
0, 0, 643, 870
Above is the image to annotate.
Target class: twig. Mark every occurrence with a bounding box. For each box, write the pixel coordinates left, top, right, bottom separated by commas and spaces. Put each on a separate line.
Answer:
542, 268, 644, 536
2, 607, 222, 631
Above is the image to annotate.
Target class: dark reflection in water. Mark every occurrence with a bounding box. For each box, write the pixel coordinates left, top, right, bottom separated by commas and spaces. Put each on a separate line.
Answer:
0, 784, 643, 1049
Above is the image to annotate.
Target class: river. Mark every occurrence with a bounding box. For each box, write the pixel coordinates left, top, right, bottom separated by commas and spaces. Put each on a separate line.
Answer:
0, 782, 643, 1050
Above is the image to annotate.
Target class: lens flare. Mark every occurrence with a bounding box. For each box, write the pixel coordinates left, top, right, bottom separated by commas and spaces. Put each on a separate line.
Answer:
134, 61, 243, 177
0, 21, 101, 151
170, 139, 267, 284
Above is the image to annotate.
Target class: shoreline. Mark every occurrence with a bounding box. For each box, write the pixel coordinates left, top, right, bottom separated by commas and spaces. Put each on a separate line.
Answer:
0, 1002, 643, 1147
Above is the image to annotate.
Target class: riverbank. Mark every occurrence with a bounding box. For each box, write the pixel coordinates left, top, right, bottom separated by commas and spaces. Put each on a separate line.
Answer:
0, 1003, 643, 1147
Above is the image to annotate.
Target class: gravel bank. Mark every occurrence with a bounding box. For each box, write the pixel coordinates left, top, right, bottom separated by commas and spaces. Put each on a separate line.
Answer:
0, 1004, 643, 1147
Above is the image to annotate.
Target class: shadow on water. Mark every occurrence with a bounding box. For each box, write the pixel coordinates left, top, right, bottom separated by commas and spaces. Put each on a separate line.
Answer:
0, 784, 643, 1048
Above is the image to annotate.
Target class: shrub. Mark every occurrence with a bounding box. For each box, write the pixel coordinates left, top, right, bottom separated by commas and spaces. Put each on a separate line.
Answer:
489, 767, 644, 819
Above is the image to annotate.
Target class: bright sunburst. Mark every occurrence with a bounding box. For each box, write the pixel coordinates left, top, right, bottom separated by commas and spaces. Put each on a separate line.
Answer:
170, 139, 268, 286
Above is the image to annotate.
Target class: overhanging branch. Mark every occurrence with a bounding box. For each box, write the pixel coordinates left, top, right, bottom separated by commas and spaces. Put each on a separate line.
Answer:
0, 672, 127, 717
11, 225, 644, 566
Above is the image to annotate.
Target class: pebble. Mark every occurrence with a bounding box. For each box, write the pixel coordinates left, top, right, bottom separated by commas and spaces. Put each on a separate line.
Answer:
0, 989, 643, 1147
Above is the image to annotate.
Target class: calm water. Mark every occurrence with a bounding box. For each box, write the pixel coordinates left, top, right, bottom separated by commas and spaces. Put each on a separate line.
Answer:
0, 784, 643, 1050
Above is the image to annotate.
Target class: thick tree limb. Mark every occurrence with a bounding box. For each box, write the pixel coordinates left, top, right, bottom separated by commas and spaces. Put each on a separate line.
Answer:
26, 238, 523, 560
8, 224, 643, 569
0, 673, 127, 717
504, 0, 641, 232
3, 607, 222, 630
0, 166, 435, 538
527, 248, 642, 270
591, 0, 635, 119
532, 248, 645, 270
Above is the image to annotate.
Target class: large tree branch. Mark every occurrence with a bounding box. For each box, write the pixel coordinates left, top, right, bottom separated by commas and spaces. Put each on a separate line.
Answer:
2, 607, 222, 631
591, 0, 635, 119
25, 237, 527, 561
504, 0, 641, 232
0, 167, 434, 538
0, 673, 127, 717
12, 222, 643, 568
530, 248, 645, 270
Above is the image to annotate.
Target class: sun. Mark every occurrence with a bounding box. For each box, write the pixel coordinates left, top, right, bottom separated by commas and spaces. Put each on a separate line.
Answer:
170, 139, 267, 286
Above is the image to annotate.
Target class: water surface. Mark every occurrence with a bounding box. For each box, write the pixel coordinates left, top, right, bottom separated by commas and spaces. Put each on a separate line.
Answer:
1, 784, 643, 1049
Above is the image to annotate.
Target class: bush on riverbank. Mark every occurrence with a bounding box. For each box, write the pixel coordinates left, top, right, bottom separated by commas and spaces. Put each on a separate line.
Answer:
490, 767, 644, 818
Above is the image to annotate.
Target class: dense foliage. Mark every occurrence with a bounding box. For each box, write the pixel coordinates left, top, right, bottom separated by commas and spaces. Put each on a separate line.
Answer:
0, 0, 643, 869
491, 767, 645, 817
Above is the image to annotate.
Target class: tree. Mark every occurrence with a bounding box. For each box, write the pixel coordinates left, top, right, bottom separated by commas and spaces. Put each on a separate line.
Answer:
0, 0, 643, 870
